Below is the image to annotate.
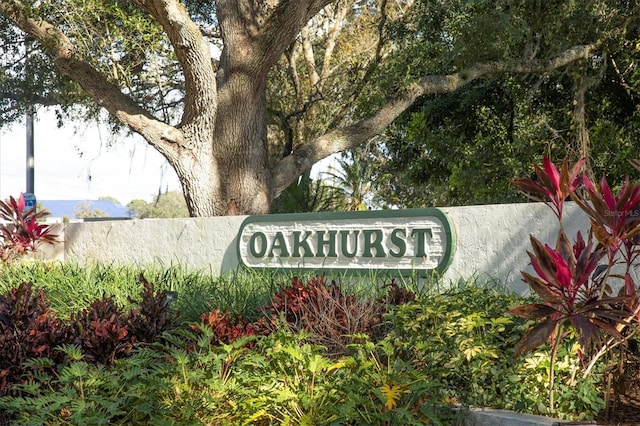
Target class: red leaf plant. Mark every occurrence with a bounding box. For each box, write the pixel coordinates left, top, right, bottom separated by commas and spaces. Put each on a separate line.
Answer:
509, 157, 640, 411
570, 174, 640, 272
0, 282, 68, 395
509, 230, 628, 357
512, 156, 585, 222
0, 193, 58, 262
191, 309, 264, 349
69, 297, 134, 365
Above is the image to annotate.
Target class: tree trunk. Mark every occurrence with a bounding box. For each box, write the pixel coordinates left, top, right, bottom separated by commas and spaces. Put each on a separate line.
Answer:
175, 78, 272, 217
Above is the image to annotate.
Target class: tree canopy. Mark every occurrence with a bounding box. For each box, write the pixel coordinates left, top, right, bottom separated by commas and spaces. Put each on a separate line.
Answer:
0, 0, 632, 215
372, 50, 640, 207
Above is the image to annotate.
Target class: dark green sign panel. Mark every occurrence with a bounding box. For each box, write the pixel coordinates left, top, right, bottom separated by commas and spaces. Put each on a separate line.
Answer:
237, 209, 456, 275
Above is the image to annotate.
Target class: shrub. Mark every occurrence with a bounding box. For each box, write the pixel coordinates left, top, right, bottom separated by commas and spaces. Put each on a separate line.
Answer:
126, 274, 180, 344
0, 344, 173, 425
0, 282, 67, 395
0, 264, 609, 423
68, 295, 133, 365
510, 157, 640, 415
66, 275, 181, 365
195, 308, 264, 347
513, 343, 605, 419
384, 285, 529, 409
331, 337, 458, 425
262, 275, 414, 356
0, 276, 184, 422
191, 275, 416, 357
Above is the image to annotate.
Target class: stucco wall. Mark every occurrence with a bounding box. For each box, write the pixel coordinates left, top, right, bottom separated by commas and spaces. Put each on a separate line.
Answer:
440, 202, 588, 294
50, 202, 589, 293
63, 216, 246, 274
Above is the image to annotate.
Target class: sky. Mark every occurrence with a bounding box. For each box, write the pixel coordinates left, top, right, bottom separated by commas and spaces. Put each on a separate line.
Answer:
0, 108, 182, 206
0, 108, 337, 207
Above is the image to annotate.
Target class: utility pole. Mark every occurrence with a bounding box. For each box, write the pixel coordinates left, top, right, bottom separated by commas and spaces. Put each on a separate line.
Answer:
24, 35, 36, 211
26, 104, 34, 194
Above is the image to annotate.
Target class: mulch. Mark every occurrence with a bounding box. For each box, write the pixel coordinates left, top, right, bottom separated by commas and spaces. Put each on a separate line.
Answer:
595, 357, 640, 425
595, 399, 640, 425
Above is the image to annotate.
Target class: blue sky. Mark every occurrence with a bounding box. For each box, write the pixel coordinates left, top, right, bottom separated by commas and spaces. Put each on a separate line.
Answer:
0, 108, 181, 205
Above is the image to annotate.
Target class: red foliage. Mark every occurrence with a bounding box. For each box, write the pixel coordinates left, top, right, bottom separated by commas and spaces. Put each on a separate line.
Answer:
573, 175, 640, 259
512, 157, 585, 220
0, 275, 183, 397
127, 274, 180, 344
262, 275, 335, 323
193, 275, 416, 354
262, 275, 415, 355
193, 309, 263, 348
0, 282, 67, 395
0, 193, 58, 262
68, 275, 180, 364
510, 157, 640, 357
0, 270, 417, 397
69, 297, 133, 365
380, 279, 416, 306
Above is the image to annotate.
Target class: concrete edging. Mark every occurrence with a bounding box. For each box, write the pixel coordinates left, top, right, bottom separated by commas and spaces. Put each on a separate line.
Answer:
464, 408, 597, 426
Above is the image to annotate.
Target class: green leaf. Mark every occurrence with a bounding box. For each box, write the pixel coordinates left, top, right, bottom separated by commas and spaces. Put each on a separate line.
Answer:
308, 354, 329, 374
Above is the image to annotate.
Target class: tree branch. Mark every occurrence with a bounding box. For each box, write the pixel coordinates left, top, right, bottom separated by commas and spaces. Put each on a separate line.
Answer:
132, 0, 217, 129
217, 0, 334, 81
300, 26, 320, 88
272, 43, 598, 196
286, 45, 303, 105
319, 1, 351, 91
261, 0, 335, 66
328, 0, 389, 128
0, 0, 187, 156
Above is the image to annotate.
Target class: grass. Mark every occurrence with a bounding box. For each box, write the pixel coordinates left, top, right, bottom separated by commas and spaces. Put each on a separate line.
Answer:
0, 261, 452, 322
0, 261, 142, 318
0, 261, 280, 322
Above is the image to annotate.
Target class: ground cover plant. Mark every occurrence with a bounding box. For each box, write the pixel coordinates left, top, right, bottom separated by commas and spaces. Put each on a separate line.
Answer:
2, 167, 640, 422
0, 269, 452, 425
0, 260, 619, 424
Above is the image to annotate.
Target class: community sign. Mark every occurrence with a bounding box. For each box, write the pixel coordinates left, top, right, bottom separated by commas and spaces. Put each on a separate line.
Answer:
237, 209, 455, 275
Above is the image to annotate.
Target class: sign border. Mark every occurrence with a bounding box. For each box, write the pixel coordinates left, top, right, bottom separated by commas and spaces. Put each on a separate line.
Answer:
236, 208, 456, 276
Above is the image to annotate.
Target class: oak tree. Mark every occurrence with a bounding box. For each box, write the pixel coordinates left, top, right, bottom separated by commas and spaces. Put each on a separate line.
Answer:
0, 0, 603, 216
368, 1, 640, 207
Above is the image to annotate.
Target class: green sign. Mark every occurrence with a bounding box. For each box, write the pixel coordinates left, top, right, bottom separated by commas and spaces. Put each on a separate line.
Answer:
237, 209, 455, 275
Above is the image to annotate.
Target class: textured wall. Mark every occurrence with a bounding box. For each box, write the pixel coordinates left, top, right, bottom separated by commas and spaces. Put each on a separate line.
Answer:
63, 216, 246, 274
440, 202, 588, 294
51, 203, 590, 293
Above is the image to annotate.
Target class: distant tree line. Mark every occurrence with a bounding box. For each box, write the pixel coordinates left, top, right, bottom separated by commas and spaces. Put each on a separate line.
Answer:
127, 191, 189, 218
